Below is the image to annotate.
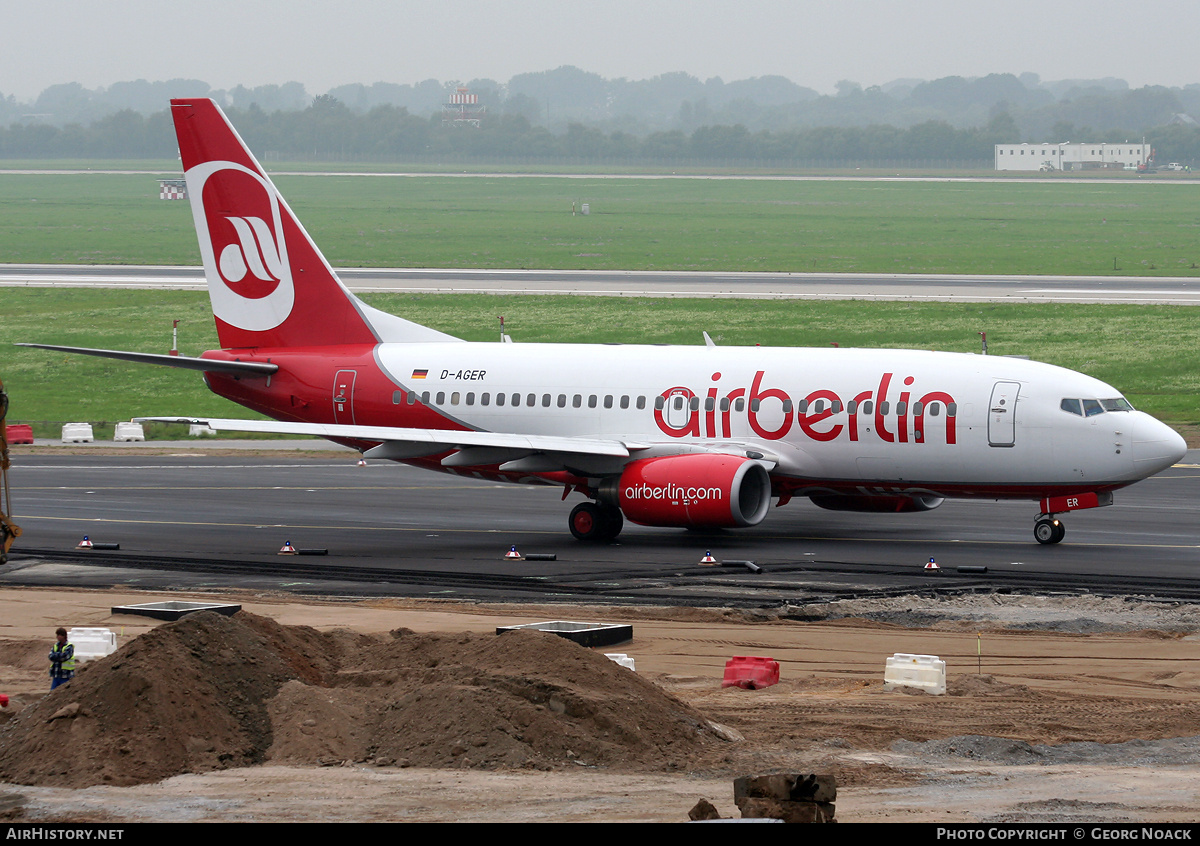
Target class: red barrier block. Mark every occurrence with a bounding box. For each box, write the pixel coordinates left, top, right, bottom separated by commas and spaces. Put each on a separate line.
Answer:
721, 656, 780, 690
4, 425, 33, 445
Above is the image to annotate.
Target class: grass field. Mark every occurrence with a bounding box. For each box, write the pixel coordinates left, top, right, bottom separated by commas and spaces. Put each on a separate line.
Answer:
2, 172, 1200, 275
3, 289, 1197, 437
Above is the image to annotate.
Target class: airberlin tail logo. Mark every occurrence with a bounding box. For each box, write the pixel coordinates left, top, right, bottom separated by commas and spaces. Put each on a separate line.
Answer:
187, 160, 295, 332
218, 216, 283, 288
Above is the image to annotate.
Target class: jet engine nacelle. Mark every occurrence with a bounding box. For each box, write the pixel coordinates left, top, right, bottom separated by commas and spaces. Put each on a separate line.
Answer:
808, 493, 945, 513
599, 454, 773, 529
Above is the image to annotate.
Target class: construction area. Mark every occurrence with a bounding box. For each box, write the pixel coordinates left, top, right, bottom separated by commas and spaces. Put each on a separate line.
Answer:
0, 586, 1197, 822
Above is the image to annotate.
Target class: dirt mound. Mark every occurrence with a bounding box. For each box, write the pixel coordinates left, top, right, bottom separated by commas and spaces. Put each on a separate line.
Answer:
330, 627, 717, 771
0, 611, 295, 787
0, 613, 720, 788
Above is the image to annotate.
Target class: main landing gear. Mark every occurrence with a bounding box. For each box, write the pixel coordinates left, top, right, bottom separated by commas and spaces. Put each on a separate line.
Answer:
569, 501, 624, 543
1034, 515, 1066, 545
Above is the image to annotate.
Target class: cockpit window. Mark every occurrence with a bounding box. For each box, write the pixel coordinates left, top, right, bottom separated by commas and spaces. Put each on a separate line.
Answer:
1062, 397, 1133, 417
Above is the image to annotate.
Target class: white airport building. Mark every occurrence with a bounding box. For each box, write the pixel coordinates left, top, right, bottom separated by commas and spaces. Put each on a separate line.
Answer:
995, 142, 1151, 171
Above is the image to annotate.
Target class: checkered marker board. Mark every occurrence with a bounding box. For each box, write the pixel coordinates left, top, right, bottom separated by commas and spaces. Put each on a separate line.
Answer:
159, 180, 187, 200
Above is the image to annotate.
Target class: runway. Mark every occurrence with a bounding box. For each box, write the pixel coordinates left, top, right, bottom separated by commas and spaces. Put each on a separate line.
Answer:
3, 263, 1200, 304
5, 449, 1198, 605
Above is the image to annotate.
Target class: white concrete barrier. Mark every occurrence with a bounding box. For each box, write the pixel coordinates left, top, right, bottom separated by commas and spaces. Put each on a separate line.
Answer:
604, 653, 636, 671
113, 422, 145, 442
61, 423, 94, 443
67, 628, 118, 663
884, 653, 946, 695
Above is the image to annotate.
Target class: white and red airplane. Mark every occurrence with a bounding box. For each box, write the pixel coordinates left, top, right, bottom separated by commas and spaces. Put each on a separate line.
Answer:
22, 98, 1188, 545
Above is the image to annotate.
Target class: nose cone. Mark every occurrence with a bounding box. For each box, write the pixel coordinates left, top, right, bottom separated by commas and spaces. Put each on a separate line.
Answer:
1131, 413, 1188, 478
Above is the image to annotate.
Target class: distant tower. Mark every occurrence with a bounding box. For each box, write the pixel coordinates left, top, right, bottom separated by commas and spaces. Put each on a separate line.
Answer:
442, 86, 485, 128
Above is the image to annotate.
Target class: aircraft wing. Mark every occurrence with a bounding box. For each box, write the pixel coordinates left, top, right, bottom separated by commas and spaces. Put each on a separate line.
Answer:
135, 416, 778, 475
137, 416, 644, 461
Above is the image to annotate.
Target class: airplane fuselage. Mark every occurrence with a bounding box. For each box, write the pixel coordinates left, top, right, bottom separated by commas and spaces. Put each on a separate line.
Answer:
202, 341, 1182, 502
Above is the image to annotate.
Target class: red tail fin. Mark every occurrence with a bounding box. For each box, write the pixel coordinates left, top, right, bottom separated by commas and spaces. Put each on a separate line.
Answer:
171, 98, 456, 350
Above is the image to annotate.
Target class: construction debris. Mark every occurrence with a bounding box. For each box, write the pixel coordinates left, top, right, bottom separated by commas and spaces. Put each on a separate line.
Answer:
733, 773, 837, 823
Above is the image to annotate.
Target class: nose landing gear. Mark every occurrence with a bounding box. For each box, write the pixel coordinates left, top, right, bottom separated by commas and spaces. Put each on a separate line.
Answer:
1033, 492, 1112, 545
1034, 515, 1066, 545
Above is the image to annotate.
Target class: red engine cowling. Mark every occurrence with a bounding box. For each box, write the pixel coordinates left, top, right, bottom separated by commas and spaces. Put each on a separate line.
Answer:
600, 454, 772, 529
808, 493, 944, 513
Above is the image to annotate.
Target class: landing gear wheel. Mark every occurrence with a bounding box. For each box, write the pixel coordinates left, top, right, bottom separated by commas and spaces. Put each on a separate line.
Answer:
569, 502, 622, 542
569, 502, 603, 541
1034, 518, 1065, 545
601, 505, 623, 540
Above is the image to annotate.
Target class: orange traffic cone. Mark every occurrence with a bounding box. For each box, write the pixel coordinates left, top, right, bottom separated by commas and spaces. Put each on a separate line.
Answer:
278, 541, 298, 555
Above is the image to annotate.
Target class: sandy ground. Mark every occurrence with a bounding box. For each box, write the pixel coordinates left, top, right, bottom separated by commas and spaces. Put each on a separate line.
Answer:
1, 586, 1199, 823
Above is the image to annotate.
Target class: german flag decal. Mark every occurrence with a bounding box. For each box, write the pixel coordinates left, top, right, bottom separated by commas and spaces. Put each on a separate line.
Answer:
411, 369, 428, 379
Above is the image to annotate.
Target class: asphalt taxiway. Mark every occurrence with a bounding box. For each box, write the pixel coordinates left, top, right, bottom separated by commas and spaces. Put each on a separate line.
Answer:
3, 264, 1200, 304
4, 447, 1197, 605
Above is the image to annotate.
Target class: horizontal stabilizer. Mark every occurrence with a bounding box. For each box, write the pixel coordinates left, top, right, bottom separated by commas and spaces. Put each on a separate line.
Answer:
15, 344, 278, 375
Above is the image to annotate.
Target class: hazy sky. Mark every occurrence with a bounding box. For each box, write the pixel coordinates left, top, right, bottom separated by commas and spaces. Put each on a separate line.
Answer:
4, 0, 1199, 100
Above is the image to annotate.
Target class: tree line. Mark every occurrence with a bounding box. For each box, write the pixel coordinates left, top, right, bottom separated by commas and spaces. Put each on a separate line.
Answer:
2, 95, 1199, 166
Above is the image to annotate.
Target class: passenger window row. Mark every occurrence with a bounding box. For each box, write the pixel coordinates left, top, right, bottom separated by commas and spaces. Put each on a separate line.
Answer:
394, 391, 648, 410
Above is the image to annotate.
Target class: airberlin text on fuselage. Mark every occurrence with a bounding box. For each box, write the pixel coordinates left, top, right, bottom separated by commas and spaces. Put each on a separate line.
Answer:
655, 371, 958, 445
